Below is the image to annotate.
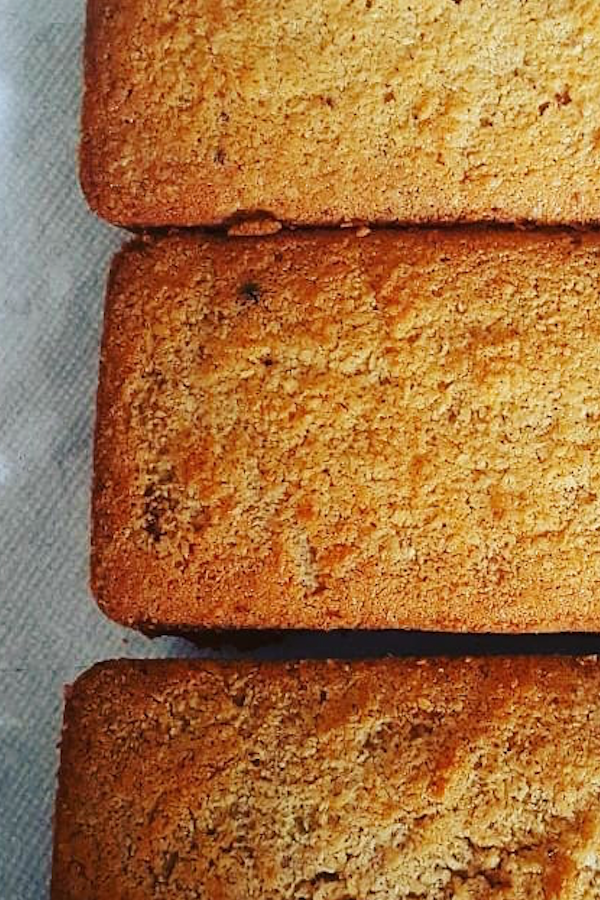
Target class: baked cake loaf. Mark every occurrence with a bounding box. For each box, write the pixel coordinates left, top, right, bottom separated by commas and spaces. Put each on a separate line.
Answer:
93, 228, 600, 632
52, 657, 600, 899
81, 0, 600, 227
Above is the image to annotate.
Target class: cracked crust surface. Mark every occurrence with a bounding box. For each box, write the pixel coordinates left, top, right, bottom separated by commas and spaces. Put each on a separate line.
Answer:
80, 0, 600, 227
93, 228, 600, 632
52, 657, 600, 899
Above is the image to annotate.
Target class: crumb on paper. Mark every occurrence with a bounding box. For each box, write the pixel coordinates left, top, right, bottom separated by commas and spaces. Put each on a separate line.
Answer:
228, 218, 282, 237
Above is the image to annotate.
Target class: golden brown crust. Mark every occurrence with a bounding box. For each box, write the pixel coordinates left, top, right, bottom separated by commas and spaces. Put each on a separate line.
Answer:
52, 657, 600, 899
80, 0, 114, 219
92, 228, 600, 632
80, 0, 600, 227
91, 237, 154, 624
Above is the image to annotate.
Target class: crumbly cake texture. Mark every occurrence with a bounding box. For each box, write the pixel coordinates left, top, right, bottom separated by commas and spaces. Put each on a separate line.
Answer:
93, 228, 600, 632
52, 657, 600, 900
80, 0, 600, 227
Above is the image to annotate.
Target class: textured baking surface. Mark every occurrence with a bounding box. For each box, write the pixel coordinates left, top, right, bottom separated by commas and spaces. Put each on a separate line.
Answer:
93, 228, 600, 632
81, 0, 600, 227
52, 657, 600, 899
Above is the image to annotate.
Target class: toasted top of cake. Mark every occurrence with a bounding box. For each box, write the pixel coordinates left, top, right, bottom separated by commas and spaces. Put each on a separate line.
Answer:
82, 0, 600, 226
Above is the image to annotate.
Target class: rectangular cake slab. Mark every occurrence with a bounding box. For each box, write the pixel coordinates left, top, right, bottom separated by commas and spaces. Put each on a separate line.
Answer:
52, 657, 600, 899
81, 0, 600, 227
93, 229, 600, 632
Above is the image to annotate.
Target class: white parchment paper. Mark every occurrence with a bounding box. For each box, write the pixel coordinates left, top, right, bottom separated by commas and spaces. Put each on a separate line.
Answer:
3, 3, 600, 898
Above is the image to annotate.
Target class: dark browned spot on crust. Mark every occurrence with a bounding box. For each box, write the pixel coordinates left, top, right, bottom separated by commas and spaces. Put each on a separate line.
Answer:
240, 281, 261, 304
555, 90, 572, 107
